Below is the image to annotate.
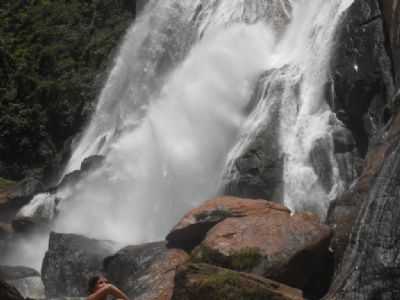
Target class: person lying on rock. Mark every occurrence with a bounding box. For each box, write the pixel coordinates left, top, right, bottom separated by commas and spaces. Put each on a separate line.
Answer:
87, 275, 129, 300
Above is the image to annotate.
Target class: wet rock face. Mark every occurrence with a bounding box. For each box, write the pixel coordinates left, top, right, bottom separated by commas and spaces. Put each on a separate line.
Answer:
382, 0, 400, 86
104, 242, 189, 300
325, 112, 400, 299
54, 155, 105, 191
326, 125, 392, 270
41, 232, 120, 298
324, 1, 400, 298
172, 263, 304, 300
0, 176, 43, 223
223, 69, 285, 202
330, 0, 393, 157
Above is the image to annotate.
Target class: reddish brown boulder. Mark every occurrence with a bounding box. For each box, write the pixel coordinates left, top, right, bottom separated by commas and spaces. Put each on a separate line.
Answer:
104, 242, 189, 300
166, 196, 289, 251
192, 206, 332, 293
172, 263, 304, 300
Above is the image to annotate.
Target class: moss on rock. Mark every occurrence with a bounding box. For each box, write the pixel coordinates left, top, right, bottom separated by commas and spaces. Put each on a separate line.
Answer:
172, 263, 304, 300
0, 177, 16, 190
192, 245, 262, 272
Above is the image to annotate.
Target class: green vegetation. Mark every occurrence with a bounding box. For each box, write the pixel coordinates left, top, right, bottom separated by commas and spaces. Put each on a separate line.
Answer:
196, 270, 269, 300
192, 246, 262, 272
230, 247, 262, 271
174, 264, 275, 300
0, 0, 135, 179
0, 177, 16, 190
195, 208, 233, 222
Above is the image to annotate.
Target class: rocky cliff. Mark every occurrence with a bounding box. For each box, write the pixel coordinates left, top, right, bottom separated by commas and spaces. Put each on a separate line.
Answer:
325, 0, 400, 299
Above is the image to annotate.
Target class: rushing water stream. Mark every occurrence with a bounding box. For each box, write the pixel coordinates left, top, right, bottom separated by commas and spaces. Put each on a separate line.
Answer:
4, 0, 354, 268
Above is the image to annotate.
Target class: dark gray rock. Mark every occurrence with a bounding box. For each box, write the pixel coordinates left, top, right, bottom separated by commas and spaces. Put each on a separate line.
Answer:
42, 232, 120, 298
0, 280, 24, 300
55, 155, 105, 192
331, 124, 363, 191
104, 241, 189, 300
224, 69, 287, 202
382, 0, 400, 88
324, 0, 400, 289
80, 155, 105, 173
309, 136, 335, 193
329, 0, 394, 157
325, 118, 400, 299
0, 265, 39, 280
0, 265, 44, 300
0, 175, 44, 223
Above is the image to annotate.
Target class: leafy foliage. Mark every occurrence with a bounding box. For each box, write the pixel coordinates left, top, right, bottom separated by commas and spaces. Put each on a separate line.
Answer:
0, 0, 135, 179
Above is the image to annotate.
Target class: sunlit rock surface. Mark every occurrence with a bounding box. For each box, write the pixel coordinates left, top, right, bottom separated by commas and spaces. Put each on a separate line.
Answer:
166, 196, 289, 251
191, 203, 332, 296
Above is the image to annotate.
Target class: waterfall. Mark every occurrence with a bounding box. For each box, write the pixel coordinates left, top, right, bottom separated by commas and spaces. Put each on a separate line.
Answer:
223, 0, 354, 217
5, 0, 354, 268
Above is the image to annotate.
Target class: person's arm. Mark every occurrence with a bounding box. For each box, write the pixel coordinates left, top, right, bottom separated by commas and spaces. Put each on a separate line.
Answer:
108, 284, 129, 300
87, 284, 113, 300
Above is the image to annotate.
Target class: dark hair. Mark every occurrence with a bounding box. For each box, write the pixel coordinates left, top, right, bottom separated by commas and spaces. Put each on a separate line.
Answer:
88, 275, 101, 294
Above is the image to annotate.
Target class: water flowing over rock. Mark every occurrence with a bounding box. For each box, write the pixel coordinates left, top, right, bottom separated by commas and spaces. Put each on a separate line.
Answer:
0, 176, 43, 223
223, 0, 354, 217
9, 0, 356, 272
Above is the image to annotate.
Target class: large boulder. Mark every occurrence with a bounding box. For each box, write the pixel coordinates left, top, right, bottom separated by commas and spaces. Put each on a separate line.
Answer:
0, 280, 24, 300
172, 263, 304, 300
42, 232, 121, 298
166, 196, 289, 251
191, 200, 332, 297
0, 265, 44, 299
104, 241, 189, 300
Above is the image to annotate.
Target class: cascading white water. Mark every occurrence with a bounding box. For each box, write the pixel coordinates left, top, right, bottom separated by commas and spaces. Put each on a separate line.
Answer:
6, 0, 355, 268
223, 0, 354, 217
